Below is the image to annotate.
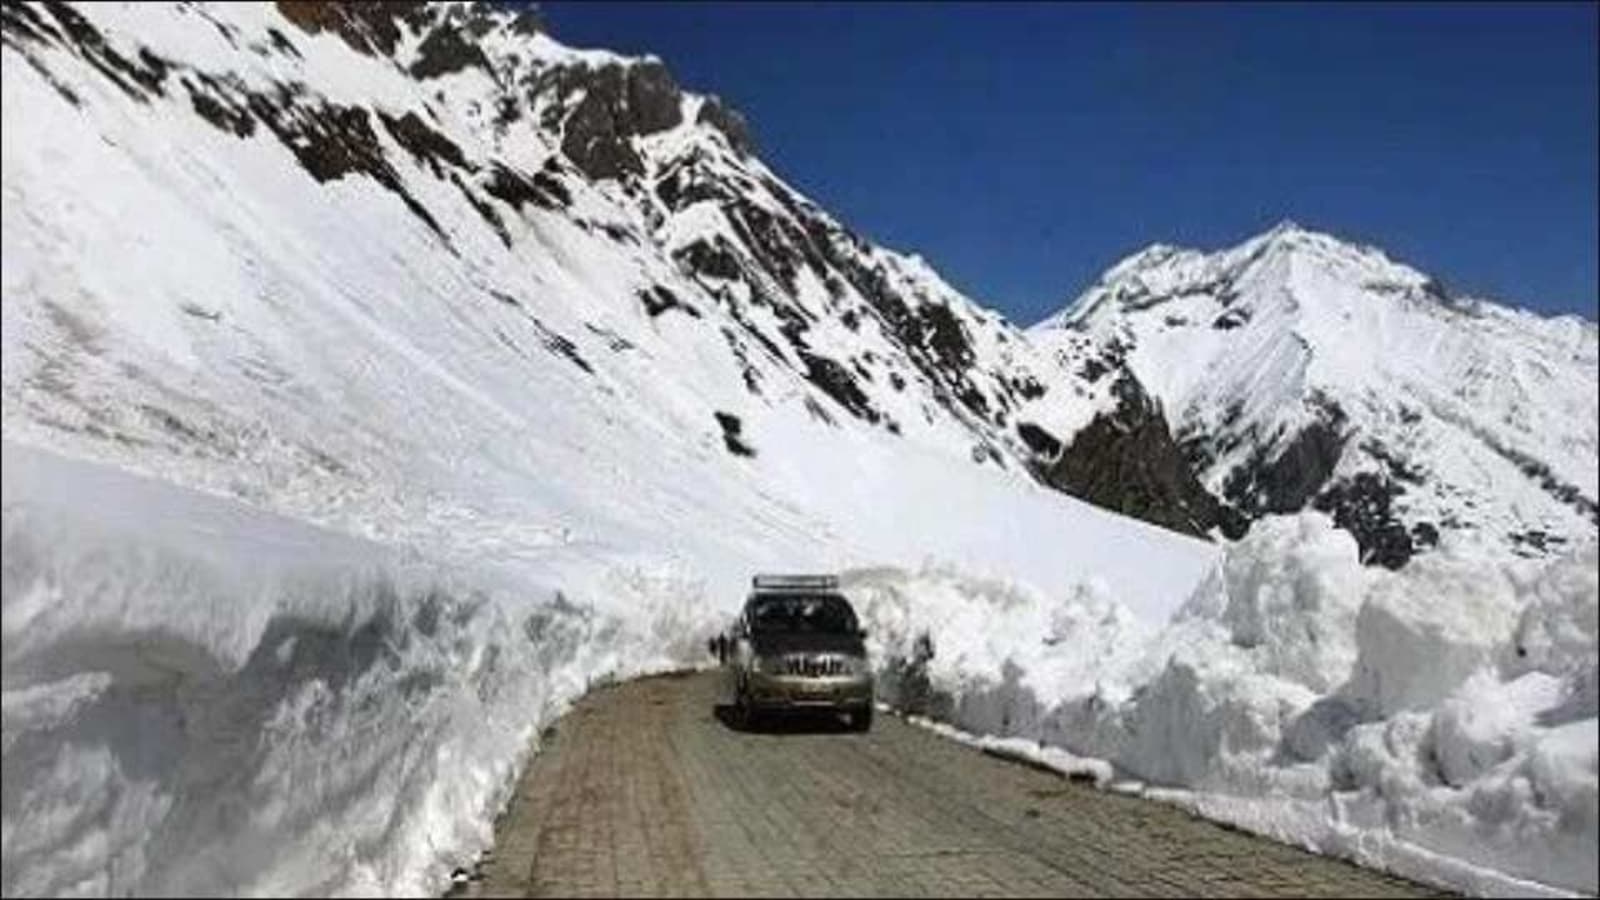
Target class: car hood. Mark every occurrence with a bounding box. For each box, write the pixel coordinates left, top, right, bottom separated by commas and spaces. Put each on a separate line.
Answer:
751, 632, 865, 657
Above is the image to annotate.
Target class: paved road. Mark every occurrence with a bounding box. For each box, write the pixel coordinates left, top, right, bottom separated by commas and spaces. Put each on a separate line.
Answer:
455, 671, 1443, 898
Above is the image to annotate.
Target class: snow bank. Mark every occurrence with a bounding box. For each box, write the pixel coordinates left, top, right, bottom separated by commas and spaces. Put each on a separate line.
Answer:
0, 443, 721, 897
848, 513, 1599, 896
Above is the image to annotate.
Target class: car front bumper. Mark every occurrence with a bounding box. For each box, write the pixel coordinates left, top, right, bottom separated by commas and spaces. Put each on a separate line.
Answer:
746, 672, 874, 711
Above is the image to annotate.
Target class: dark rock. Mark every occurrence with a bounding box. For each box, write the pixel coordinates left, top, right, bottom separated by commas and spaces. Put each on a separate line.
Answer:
1486, 441, 1599, 526
1076, 339, 1126, 384
956, 384, 989, 419
450, 172, 510, 246
919, 302, 974, 373
1507, 529, 1569, 557
654, 153, 730, 211
410, 21, 492, 80
1419, 276, 1451, 305
556, 62, 684, 180
483, 163, 568, 211
32, 0, 170, 101
799, 350, 880, 424
243, 86, 448, 244
696, 96, 755, 156
714, 411, 756, 457
379, 111, 469, 177
508, 8, 543, 35
1212, 309, 1249, 330
1042, 374, 1247, 539
675, 238, 742, 282
1359, 438, 1425, 486
724, 199, 802, 292
584, 322, 634, 352
184, 74, 254, 137
1411, 521, 1440, 548
274, 1, 426, 57
1, 0, 57, 47
1012, 375, 1046, 400
1311, 472, 1416, 569
523, 316, 592, 375
638, 286, 700, 319
1016, 422, 1062, 460
266, 27, 301, 59
625, 62, 683, 133
1222, 392, 1349, 516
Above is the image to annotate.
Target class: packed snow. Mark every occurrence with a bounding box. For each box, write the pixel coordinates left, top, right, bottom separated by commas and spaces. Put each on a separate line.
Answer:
846, 514, 1598, 896
2, 442, 726, 896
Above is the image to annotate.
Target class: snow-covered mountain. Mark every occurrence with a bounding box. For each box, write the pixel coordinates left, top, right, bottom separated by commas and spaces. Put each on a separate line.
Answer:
1, 3, 1222, 894
0, 0, 1223, 542
1034, 221, 1599, 567
3, 4, 1595, 898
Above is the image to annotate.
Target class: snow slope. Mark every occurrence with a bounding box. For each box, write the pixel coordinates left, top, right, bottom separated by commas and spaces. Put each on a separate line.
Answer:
2, 440, 724, 897
1, 2, 1214, 895
1034, 222, 1599, 567
851, 515, 1598, 896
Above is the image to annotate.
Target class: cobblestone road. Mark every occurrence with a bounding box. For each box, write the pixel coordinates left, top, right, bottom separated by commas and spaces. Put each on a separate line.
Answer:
458, 672, 1444, 898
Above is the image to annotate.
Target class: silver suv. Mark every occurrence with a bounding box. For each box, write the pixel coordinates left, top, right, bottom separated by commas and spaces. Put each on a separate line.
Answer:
710, 575, 874, 731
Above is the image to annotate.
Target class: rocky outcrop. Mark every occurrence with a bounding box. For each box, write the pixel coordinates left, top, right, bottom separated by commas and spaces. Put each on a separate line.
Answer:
274, 1, 427, 57
1038, 374, 1247, 539
1220, 392, 1350, 517
546, 62, 684, 180
696, 97, 754, 156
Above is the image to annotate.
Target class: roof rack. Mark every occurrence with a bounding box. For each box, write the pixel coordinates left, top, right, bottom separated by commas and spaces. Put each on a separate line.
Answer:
751, 574, 839, 591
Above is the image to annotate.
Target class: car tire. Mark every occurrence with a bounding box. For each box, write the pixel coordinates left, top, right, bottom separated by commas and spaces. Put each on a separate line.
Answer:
848, 707, 873, 732
735, 685, 758, 731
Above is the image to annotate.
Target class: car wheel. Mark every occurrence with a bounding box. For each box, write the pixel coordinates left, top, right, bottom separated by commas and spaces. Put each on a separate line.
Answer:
849, 707, 873, 732
735, 684, 758, 731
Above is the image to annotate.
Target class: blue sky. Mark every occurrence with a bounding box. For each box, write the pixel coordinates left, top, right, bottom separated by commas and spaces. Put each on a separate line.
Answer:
541, 2, 1598, 323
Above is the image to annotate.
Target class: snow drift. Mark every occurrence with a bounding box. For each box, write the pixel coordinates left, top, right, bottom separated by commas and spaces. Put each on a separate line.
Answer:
1, 442, 727, 896
847, 514, 1598, 896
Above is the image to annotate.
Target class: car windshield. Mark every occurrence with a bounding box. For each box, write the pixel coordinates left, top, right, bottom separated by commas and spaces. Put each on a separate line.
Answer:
748, 594, 858, 635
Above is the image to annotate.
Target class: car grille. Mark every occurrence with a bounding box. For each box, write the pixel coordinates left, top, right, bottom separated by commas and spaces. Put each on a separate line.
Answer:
781, 654, 849, 677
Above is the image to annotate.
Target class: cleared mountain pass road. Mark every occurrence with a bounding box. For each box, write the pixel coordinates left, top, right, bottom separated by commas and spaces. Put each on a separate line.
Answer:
451, 672, 1442, 898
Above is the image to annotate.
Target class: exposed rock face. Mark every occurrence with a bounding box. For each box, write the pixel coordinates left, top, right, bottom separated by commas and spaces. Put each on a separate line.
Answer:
274, 1, 427, 56
1312, 472, 1438, 569
1041, 375, 1247, 539
409, 19, 492, 80
696, 97, 755, 156
1220, 392, 1350, 517
553, 62, 684, 180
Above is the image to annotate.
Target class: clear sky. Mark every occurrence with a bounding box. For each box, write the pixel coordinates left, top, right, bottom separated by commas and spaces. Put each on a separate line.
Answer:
541, 2, 1599, 323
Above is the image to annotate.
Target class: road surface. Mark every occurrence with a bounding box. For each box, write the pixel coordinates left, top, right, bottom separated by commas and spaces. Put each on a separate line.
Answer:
453, 671, 1443, 898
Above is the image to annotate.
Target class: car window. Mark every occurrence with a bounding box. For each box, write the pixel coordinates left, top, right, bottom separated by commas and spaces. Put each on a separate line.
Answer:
747, 594, 858, 634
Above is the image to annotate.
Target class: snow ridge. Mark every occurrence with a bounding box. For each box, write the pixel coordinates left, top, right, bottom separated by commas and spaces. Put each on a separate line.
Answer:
1035, 222, 1599, 567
